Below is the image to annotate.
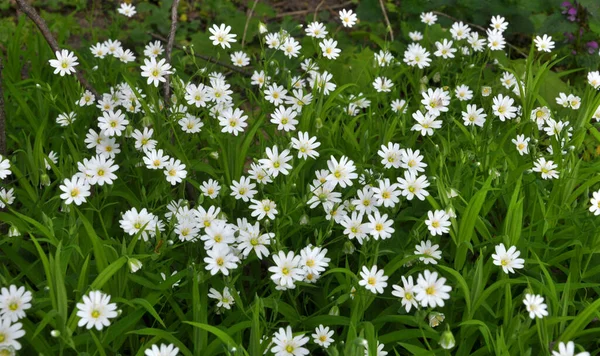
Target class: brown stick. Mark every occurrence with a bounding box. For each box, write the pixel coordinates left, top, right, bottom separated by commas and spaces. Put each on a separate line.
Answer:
241, 0, 259, 48
431, 11, 528, 58
149, 33, 251, 76
276, 1, 352, 19
14, 0, 98, 97
163, 0, 181, 106
0, 57, 6, 156
378, 0, 394, 42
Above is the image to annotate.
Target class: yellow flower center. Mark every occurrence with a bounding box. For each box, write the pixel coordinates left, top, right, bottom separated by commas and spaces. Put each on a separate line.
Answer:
9, 302, 18, 311
273, 162, 280, 168
408, 186, 415, 193
151, 69, 159, 77
426, 286, 435, 295
282, 267, 289, 275
97, 169, 105, 176
91, 310, 100, 318
216, 257, 224, 266
375, 223, 383, 231
71, 188, 79, 197
250, 238, 258, 246
214, 235, 222, 243
382, 192, 390, 199
286, 345, 294, 353
368, 277, 376, 286
306, 259, 315, 267
431, 221, 440, 228
0, 333, 5, 343
61, 62, 68, 68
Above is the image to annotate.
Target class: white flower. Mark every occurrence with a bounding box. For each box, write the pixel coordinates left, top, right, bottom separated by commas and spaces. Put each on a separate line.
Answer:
425, 210, 451, 236
415, 240, 442, 265
492, 94, 517, 121
0, 286, 32, 322
532, 157, 559, 180
249, 199, 278, 220
144, 343, 180, 356
392, 276, 419, 313
340, 211, 369, 244
59, 176, 91, 205
280, 37, 301, 58
131, 127, 157, 152
367, 211, 394, 240
420, 12, 437, 25
309, 71, 336, 95
48, 49, 78, 76
409, 31, 423, 41
271, 105, 298, 131
269, 251, 305, 290
204, 245, 240, 276
117, 2, 136, 17
300, 245, 330, 275
200, 220, 235, 250
450, 21, 471, 40
468, 32, 486, 51
523, 293, 548, 319
230, 51, 250, 67
462, 104, 487, 127
390, 99, 407, 113
587, 71, 600, 89
589, 190, 600, 215
358, 265, 388, 294
434, 39, 456, 59
77, 90, 96, 106
271, 325, 310, 355
218, 108, 248, 136
511, 134, 530, 155
143, 149, 170, 170
164, 158, 187, 185
364, 341, 388, 356
490, 15, 508, 32
291, 131, 320, 159
534, 34, 555, 52
259, 145, 293, 177
98, 110, 128, 137
413, 270, 452, 308
56, 112, 77, 126
140, 57, 173, 87
0, 188, 15, 209
492, 243, 525, 274
0, 155, 11, 179
144, 40, 164, 58
373, 77, 393, 92
209, 23, 237, 48
455, 85, 473, 101
326, 155, 357, 188
119, 207, 159, 241
0, 318, 25, 350
372, 178, 400, 208
200, 179, 221, 199
403, 43, 431, 68
305, 22, 328, 38
396, 171, 430, 201
552, 341, 590, 356
208, 287, 235, 310
411, 110, 442, 136
86, 155, 119, 186
76, 290, 118, 330
487, 29, 506, 51
185, 83, 209, 108
237, 222, 271, 259
320, 38, 341, 59
230, 176, 257, 202
339, 9, 357, 27
378, 142, 402, 169
312, 325, 334, 348
421, 87, 450, 118
44, 150, 58, 170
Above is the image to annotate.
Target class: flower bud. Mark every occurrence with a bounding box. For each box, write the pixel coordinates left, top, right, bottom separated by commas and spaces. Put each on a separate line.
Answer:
210, 151, 219, 160
40, 173, 51, 187
50, 330, 61, 338
8, 225, 20, 237
342, 241, 356, 255
329, 305, 340, 316
128, 258, 143, 273
433, 72, 441, 83
299, 214, 309, 225
428, 312, 445, 327
439, 330, 456, 349
315, 118, 323, 129
258, 22, 268, 34
481, 86, 492, 97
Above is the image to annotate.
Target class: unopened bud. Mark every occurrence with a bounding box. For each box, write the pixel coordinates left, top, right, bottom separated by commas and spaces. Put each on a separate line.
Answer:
210, 151, 219, 160
439, 330, 456, 350
128, 258, 143, 273
329, 305, 340, 316
428, 312, 445, 327
299, 214, 309, 225
8, 225, 20, 237
50, 330, 61, 338
40, 173, 51, 187
342, 241, 355, 255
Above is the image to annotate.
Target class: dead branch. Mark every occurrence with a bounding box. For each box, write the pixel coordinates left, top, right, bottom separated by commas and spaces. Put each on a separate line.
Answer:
379, 0, 394, 42
0, 57, 6, 156
242, 0, 259, 48
163, 0, 181, 106
14, 0, 99, 97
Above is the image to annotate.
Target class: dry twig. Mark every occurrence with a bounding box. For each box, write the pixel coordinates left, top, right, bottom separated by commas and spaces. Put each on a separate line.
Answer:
149, 33, 251, 76
163, 0, 181, 106
378, 0, 394, 42
242, 0, 259, 48
0, 58, 6, 156
14, 0, 98, 97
